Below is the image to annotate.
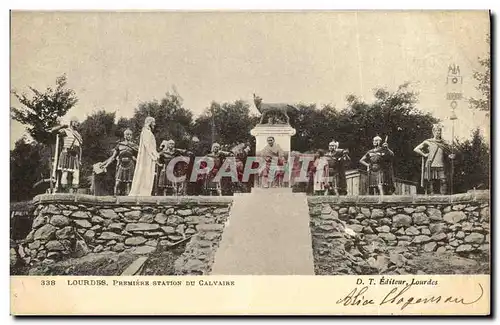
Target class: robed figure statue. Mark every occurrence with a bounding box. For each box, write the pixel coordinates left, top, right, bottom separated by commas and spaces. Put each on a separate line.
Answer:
129, 117, 159, 196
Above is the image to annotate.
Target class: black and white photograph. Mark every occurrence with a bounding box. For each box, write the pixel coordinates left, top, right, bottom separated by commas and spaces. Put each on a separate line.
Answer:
9, 9, 491, 315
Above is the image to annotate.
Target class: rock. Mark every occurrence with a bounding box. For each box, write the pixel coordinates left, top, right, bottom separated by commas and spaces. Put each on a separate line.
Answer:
71, 211, 90, 219
456, 244, 474, 253
109, 223, 125, 232
403, 207, 415, 214
452, 204, 466, 211
144, 231, 164, 237
376, 225, 390, 233
168, 235, 184, 242
395, 227, 405, 235
34, 224, 57, 241
92, 216, 104, 224
91, 225, 102, 231
74, 219, 92, 228
412, 212, 429, 225
203, 232, 219, 241
449, 240, 460, 247
47, 252, 61, 260
420, 228, 431, 235
379, 218, 391, 226
464, 233, 484, 244
98, 209, 118, 219
32, 215, 47, 228
55, 226, 73, 240
139, 214, 154, 223
74, 240, 90, 257
378, 233, 396, 242
443, 211, 467, 224
389, 252, 407, 267
462, 222, 473, 232
125, 223, 160, 232
154, 213, 168, 224
98, 232, 124, 241
196, 224, 224, 232
177, 209, 193, 216
348, 206, 358, 215
44, 204, 61, 214
25, 230, 35, 242
338, 207, 348, 215
93, 245, 104, 253
83, 230, 95, 241
45, 240, 65, 251
431, 233, 447, 241
112, 243, 126, 252
386, 208, 397, 216
130, 246, 156, 254
415, 206, 426, 212
371, 209, 385, 219
358, 207, 369, 217
320, 210, 339, 220
393, 214, 412, 228
443, 206, 452, 213
213, 207, 229, 214
145, 239, 158, 247
321, 204, 333, 215
28, 240, 41, 250
50, 215, 70, 227
125, 236, 147, 246
429, 223, 447, 234
427, 208, 442, 221
455, 231, 465, 239
166, 215, 184, 226
405, 226, 419, 236
424, 242, 437, 252
412, 235, 431, 244
362, 226, 374, 234
161, 226, 176, 234
397, 240, 410, 247
123, 210, 141, 220
480, 207, 490, 222
436, 246, 447, 254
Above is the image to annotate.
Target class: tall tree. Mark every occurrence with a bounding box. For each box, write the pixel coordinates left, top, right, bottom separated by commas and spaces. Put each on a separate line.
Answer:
11, 74, 78, 144
131, 91, 194, 149
469, 34, 490, 113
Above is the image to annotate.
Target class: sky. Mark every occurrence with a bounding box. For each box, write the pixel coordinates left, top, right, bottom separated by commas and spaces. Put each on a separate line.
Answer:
10, 10, 490, 149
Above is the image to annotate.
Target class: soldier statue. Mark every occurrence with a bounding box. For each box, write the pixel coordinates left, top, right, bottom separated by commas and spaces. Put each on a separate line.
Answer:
50, 117, 83, 193
360, 136, 395, 196
413, 124, 455, 195
101, 128, 139, 196
323, 140, 350, 195
157, 139, 192, 196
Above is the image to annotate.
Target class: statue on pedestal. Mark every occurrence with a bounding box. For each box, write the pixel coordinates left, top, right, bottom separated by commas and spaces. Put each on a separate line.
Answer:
253, 94, 298, 125
413, 124, 455, 195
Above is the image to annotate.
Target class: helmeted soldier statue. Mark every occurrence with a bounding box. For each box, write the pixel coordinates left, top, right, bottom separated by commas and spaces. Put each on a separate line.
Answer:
360, 135, 395, 196
323, 140, 350, 195
414, 124, 455, 195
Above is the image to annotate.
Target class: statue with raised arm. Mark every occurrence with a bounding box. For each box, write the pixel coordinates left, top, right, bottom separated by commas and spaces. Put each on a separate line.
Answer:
50, 116, 83, 193
360, 136, 395, 196
101, 128, 138, 196
413, 124, 455, 195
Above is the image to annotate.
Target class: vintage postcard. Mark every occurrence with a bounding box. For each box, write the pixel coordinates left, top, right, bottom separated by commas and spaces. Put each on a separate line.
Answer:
10, 10, 490, 315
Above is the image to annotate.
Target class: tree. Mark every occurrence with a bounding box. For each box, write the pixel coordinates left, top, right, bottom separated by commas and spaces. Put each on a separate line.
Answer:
453, 128, 490, 192
130, 91, 194, 149
10, 138, 48, 201
11, 74, 78, 144
78, 110, 119, 190
469, 34, 490, 113
193, 100, 259, 153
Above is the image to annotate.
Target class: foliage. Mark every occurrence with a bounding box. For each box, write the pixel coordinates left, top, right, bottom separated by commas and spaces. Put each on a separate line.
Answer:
10, 138, 49, 201
453, 128, 490, 192
11, 75, 78, 144
469, 34, 491, 112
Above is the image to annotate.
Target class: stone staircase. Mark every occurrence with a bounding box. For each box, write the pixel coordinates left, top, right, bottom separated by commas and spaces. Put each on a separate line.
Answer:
211, 188, 314, 275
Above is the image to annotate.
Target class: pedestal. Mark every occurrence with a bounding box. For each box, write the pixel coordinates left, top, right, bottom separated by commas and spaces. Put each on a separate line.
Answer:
250, 124, 296, 188
250, 124, 296, 154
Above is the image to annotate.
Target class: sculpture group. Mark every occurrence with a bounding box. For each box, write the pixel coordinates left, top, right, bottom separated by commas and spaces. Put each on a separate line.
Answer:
49, 96, 456, 197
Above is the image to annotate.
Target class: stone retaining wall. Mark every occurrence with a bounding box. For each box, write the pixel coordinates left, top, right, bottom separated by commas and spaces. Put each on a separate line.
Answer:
21, 194, 232, 269
308, 191, 490, 275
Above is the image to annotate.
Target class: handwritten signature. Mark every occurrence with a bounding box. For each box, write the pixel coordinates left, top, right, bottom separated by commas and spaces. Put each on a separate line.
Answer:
336, 283, 484, 310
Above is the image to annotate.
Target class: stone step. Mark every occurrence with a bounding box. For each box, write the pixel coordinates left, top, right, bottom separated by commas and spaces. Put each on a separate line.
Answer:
212, 191, 314, 275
